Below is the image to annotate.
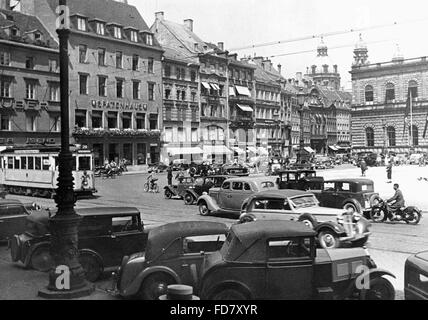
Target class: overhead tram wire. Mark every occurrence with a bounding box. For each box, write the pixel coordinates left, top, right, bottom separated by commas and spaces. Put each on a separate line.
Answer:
228, 17, 428, 52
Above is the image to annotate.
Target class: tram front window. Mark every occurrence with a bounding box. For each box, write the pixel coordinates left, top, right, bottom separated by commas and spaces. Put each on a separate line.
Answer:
78, 156, 91, 171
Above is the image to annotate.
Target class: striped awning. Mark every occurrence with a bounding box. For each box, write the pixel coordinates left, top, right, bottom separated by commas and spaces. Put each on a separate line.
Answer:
203, 145, 232, 155
167, 147, 203, 156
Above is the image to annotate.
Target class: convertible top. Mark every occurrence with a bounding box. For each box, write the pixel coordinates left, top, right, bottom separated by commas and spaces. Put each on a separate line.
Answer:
249, 189, 312, 200
145, 221, 229, 260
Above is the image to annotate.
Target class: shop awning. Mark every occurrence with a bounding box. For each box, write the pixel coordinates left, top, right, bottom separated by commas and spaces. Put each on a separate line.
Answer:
329, 146, 339, 151
201, 82, 211, 89
168, 147, 203, 156
232, 147, 245, 154
210, 83, 220, 90
235, 86, 251, 96
237, 104, 253, 112
304, 147, 315, 153
229, 87, 236, 96
247, 147, 258, 153
203, 145, 232, 155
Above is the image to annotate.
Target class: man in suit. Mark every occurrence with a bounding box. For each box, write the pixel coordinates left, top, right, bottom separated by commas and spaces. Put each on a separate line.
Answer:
387, 183, 405, 219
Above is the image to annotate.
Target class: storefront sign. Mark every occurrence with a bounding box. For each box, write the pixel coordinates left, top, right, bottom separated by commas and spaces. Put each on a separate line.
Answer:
91, 100, 147, 111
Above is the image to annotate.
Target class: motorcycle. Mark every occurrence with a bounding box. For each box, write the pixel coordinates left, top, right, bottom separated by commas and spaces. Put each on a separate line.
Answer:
370, 197, 422, 225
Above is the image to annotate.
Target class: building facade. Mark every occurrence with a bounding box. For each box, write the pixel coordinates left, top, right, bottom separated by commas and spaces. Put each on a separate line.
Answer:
350, 36, 428, 154
21, 0, 164, 168
0, 8, 60, 149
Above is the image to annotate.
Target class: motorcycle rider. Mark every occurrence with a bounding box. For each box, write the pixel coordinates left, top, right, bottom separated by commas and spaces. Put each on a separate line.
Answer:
387, 183, 405, 220
147, 170, 158, 191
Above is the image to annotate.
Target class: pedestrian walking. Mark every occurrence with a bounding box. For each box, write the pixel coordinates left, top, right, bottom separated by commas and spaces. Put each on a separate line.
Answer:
386, 160, 393, 183
167, 164, 173, 186
360, 159, 367, 177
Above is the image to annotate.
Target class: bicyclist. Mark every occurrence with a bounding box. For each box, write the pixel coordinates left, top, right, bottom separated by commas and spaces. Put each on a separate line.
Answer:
147, 170, 158, 191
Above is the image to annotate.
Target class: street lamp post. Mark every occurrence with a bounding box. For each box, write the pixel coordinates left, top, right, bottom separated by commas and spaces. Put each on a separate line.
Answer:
297, 90, 307, 165
38, 0, 93, 299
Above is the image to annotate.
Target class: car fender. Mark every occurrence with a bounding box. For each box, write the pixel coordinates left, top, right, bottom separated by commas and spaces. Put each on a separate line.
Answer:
185, 189, 199, 200
345, 268, 396, 299
315, 221, 347, 236
197, 195, 220, 212
79, 248, 104, 269
164, 186, 175, 193
123, 266, 181, 297
24, 241, 51, 268
203, 280, 253, 300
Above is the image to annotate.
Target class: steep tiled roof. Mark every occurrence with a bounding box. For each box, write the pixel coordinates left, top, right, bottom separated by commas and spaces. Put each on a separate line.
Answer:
0, 9, 57, 48
315, 85, 351, 110
162, 45, 198, 64
250, 61, 284, 87
45, 0, 149, 31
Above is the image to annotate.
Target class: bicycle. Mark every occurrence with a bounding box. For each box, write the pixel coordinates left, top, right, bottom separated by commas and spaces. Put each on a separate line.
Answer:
144, 179, 160, 193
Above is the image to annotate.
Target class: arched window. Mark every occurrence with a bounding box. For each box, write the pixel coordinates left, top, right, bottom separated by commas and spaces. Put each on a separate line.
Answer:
365, 85, 374, 102
365, 127, 374, 147
411, 125, 419, 146
387, 126, 396, 147
409, 80, 418, 98
385, 83, 395, 102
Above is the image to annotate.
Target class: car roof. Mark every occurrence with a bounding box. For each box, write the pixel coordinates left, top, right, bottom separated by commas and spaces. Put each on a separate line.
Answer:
250, 189, 311, 200
415, 251, 428, 262
146, 221, 229, 258
278, 170, 316, 174
325, 178, 373, 184
224, 177, 275, 184
75, 207, 140, 217
231, 220, 316, 247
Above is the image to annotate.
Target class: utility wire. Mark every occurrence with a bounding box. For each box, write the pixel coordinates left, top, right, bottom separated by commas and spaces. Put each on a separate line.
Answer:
229, 17, 428, 51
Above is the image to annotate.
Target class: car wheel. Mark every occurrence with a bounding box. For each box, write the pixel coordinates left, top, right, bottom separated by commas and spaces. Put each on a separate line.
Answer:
362, 277, 395, 300
211, 288, 248, 300
318, 230, 340, 249
138, 273, 176, 300
30, 246, 53, 272
344, 202, 361, 214
199, 202, 211, 216
10, 235, 21, 262
184, 193, 195, 205
79, 253, 103, 282
164, 189, 173, 199
298, 213, 318, 229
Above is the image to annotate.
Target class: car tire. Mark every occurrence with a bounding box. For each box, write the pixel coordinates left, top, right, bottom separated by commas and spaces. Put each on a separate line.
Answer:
10, 235, 21, 262
362, 277, 395, 300
30, 246, 53, 272
184, 193, 195, 205
298, 213, 318, 229
370, 207, 387, 223
318, 230, 340, 249
79, 253, 103, 282
343, 202, 362, 214
164, 189, 173, 199
199, 202, 211, 216
369, 195, 381, 207
211, 288, 249, 300
138, 273, 176, 300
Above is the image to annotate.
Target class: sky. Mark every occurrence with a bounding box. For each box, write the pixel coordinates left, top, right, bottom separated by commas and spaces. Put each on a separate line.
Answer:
131, 0, 428, 90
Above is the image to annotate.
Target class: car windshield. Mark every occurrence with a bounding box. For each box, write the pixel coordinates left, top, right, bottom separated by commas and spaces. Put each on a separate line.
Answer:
290, 195, 318, 209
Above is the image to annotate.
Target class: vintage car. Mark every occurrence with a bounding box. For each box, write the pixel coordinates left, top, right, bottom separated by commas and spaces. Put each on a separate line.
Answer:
197, 177, 277, 217
239, 190, 371, 249
404, 251, 428, 300
312, 179, 379, 215
164, 176, 195, 200
10, 207, 148, 282
148, 162, 168, 173
0, 199, 44, 242
183, 175, 234, 205
218, 165, 250, 177
115, 221, 229, 300
276, 170, 324, 191
198, 220, 395, 300
314, 155, 334, 170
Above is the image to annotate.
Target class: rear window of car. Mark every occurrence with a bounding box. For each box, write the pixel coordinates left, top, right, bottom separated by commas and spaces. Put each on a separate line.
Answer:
260, 181, 275, 189
253, 199, 291, 211
361, 184, 374, 192
183, 234, 226, 254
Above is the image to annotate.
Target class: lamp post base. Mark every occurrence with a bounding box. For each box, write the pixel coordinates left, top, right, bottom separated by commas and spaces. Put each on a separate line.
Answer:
38, 284, 94, 300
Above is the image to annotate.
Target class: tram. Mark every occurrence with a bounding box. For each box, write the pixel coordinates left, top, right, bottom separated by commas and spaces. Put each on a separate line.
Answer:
0, 145, 97, 198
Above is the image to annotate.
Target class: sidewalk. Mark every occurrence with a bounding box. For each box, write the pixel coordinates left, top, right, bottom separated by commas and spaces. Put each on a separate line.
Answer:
0, 246, 117, 300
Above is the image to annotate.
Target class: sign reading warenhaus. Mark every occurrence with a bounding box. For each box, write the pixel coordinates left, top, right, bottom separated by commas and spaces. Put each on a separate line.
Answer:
21, 0, 164, 167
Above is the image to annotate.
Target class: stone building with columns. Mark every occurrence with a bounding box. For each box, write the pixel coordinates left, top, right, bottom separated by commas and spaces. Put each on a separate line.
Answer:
351, 36, 428, 155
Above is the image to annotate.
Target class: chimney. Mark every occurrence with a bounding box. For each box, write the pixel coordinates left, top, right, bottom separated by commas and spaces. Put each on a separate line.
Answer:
296, 72, 303, 84
184, 19, 194, 32
217, 42, 224, 51
277, 64, 282, 75
253, 56, 264, 66
263, 59, 272, 71
228, 53, 237, 61
155, 11, 164, 21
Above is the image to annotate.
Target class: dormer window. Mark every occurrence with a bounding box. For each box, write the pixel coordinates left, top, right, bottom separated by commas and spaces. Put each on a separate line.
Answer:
130, 30, 138, 42
113, 26, 122, 39
96, 22, 105, 35
145, 34, 153, 45
77, 17, 87, 31
34, 32, 42, 41
11, 27, 19, 37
